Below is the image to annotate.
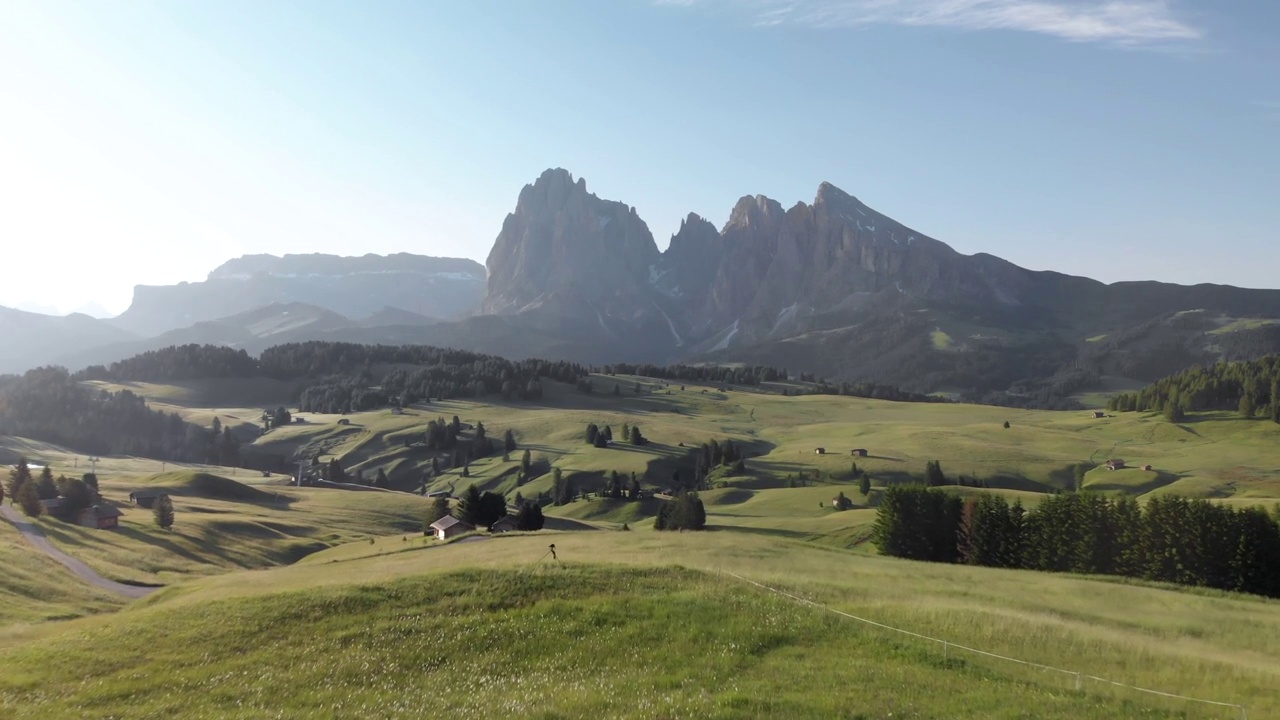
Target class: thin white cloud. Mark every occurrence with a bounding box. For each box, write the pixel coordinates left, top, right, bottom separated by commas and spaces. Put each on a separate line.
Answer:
658, 1, 1201, 44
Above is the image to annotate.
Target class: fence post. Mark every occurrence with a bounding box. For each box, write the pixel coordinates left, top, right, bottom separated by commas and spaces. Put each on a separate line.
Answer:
1074, 673, 1082, 691
943, 641, 948, 661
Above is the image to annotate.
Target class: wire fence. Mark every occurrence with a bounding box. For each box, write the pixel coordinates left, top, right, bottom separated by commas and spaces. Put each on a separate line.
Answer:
723, 571, 1249, 720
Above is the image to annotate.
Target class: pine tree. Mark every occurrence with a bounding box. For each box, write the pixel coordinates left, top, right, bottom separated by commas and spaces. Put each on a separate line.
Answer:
859, 472, 872, 496
8, 458, 32, 500
585, 423, 599, 445
521, 449, 532, 476
515, 502, 545, 531
1239, 394, 1256, 418
504, 429, 517, 453
457, 485, 483, 524
35, 467, 58, 500
16, 481, 42, 517
602, 425, 613, 442
375, 468, 390, 489
423, 496, 450, 534
1272, 379, 1280, 424
154, 494, 175, 529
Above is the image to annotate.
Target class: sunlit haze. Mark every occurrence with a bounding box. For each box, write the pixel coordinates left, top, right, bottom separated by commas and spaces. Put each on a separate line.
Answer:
1, 0, 1277, 316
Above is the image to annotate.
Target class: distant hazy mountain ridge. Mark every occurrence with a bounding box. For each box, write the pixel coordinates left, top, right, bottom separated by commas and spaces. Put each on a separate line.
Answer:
112, 252, 485, 337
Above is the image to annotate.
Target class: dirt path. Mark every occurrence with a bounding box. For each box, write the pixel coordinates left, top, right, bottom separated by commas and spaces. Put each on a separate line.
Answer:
1, 504, 159, 599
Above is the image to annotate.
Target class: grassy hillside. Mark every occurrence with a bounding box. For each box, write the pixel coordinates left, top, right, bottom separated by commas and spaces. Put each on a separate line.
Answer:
2, 531, 1278, 718
0, 523, 123, 626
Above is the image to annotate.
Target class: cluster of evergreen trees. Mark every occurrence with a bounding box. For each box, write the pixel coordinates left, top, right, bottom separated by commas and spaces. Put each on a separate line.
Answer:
0, 367, 234, 464
1108, 355, 1280, 423
807, 381, 949, 404
77, 345, 257, 381
599, 470, 644, 499
584, 422, 646, 448
691, 439, 747, 488
875, 486, 1280, 598
597, 363, 785, 385
653, 491, 706, 531
74, 342, 587, 414
7, 460, 99, 520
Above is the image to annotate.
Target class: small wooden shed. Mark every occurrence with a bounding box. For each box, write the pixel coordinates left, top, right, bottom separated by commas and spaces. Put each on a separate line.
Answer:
429, 515, 474, 541
78, 505, 122, 530
1092, 411, 1106, 419
1105, 459, 1126, 471
129, 490, 164, 509
814, 448, 826, 455
851, 449, 869, 457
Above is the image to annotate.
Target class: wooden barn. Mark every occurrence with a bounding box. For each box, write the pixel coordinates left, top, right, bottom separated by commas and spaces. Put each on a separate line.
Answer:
129, 490, 164, 509
1105, 459, 1126, 471
851, 449, 869, 457
78, 505, 122, 530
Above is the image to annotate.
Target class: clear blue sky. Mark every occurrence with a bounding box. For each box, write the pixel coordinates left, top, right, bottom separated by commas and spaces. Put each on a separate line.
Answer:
1, 0, 1277, 316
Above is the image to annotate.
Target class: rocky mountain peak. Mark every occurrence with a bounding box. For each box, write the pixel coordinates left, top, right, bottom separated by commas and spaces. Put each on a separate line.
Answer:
814, 180, 858, 206
483, 169, 660, 316
726, 195, 785, 231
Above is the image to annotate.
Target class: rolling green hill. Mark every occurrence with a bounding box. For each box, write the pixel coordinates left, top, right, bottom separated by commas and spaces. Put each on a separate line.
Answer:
3, 532, 1279, 718
2, 375, 1278, 717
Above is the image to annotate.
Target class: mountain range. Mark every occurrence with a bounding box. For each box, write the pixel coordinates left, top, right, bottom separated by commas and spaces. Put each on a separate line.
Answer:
5, 167, 1280, 404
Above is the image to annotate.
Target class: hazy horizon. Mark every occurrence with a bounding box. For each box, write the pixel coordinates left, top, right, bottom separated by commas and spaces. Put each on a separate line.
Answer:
3, 0, 1277, 316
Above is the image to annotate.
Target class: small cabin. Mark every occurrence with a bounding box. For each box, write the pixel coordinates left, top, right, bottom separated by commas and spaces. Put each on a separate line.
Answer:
1105, 459, 1126, 471
78, 504, 122, 530
1142, 464, 1153, 471
489, 516, 519, 533
390, 407, 403, 415
1092, 411, 1106, 419
39, 497, 62, 515
851, 449, 869, 457
129, 490, 164, 509
429, 515, 474, 541
814, 448, 826, 455
337, 418, 351, 426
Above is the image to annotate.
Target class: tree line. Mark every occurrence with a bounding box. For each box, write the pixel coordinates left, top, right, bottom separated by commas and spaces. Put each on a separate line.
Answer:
874, 486, 1280, 598
0, 367, 236, 464
596, 363, 785, 386
1108, 355, 1280, 423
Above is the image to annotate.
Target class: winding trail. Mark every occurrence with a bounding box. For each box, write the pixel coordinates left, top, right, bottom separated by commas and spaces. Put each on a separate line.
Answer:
1, 504, 159, 599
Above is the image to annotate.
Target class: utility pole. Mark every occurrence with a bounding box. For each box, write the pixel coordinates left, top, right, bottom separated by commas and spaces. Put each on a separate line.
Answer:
88, 456, 99, 476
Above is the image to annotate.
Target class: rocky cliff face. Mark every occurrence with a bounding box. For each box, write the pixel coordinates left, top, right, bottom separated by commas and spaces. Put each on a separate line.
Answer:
113, 253, 485, 337
483, 168, 660, 317
476, 169, 1280, 397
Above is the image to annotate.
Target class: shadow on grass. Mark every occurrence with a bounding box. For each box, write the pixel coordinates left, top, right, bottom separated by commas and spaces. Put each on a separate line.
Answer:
1086, 470, 1181, 496
114, 526, 211, 565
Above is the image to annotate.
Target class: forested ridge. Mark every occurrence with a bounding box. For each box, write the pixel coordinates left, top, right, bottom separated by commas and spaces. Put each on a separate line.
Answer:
1108, 355, 1280, 422
0, 367, 237, 463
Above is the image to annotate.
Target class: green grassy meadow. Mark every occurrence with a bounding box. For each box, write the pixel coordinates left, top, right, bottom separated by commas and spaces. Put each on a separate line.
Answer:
1, 374, 1278, 717
3, 531, 1279, 718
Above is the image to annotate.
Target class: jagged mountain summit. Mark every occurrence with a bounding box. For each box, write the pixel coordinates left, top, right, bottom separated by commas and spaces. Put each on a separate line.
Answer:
112, 252, 486, 338
473, 169, 1280, 402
